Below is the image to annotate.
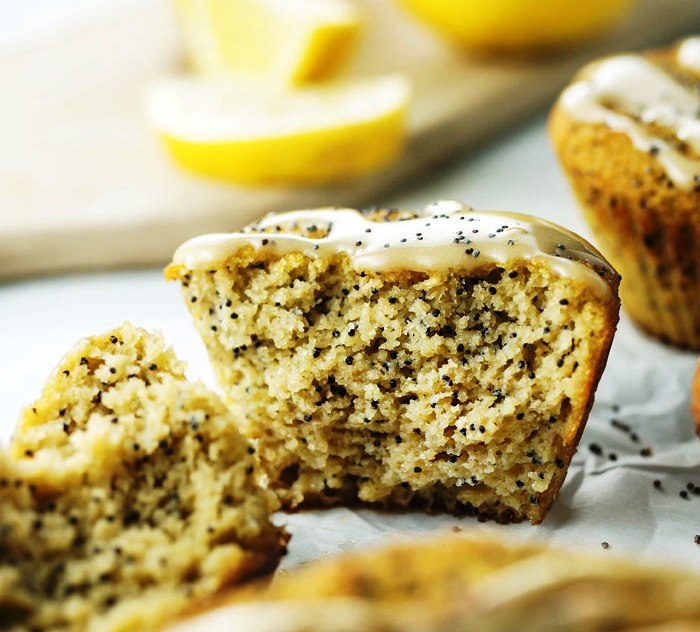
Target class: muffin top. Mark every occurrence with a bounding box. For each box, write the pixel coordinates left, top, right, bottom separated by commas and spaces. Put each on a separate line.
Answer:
168, 201, 618, 297
557, 36, 700, 192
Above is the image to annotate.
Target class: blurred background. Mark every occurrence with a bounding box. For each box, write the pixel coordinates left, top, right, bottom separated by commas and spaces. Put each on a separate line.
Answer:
2, 0, 700, 278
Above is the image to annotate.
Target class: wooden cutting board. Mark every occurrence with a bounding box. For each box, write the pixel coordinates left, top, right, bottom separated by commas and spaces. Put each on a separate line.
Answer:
2, 0, 700, 278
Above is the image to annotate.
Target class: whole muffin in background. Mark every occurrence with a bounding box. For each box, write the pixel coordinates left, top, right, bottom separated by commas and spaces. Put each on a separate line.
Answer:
550, 36, 700, 350
3, 324, 287, 631
174, 534, 700, 632
167, 202, 620, 524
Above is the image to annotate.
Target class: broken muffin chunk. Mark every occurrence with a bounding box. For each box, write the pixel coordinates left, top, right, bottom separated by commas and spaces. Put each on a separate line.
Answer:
2, 323, 287, 631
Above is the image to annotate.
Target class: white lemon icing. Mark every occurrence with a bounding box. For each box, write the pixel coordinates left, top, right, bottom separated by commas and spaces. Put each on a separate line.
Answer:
171, 201, 615, 297
169, 599, 376, 632
678, 36, 700, 73
560, 46, 700, 191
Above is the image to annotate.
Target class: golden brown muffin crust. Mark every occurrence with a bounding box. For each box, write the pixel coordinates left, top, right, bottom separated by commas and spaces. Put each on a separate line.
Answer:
692, 360, 700, 438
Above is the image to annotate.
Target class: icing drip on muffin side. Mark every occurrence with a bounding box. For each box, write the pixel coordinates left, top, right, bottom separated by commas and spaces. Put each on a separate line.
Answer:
172, 201, 616, 297
559, 38, 700, 191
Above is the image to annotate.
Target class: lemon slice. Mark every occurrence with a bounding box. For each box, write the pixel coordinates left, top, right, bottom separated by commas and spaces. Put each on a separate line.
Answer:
398, 0, 633, 53
173, 0, 362, 84
146, 75, 410, 186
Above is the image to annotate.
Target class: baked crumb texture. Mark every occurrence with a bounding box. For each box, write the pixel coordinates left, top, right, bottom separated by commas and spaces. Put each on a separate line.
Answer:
179, 534, 700, 632
171, 210, 619, 524
550, 41, 700, 350
2, 323, 286, 632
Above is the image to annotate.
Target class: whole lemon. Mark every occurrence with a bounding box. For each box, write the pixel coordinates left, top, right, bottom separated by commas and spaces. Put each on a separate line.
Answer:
398, 0, 634, 54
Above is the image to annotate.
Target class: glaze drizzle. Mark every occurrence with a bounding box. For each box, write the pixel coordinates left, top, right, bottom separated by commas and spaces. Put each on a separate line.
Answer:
678, 36, 700, 73
560, 41, 700, 191
172, 201, 615, 296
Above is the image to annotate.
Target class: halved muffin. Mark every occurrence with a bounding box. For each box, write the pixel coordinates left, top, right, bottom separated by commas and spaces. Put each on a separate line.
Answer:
2, 323, 287, 631
167, 202, 620, 523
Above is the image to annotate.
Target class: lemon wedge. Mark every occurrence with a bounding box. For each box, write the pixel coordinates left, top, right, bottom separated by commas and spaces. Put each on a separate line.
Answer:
147, 75, 410, 185
173, 0, 362, 84
398, 0, 633, 54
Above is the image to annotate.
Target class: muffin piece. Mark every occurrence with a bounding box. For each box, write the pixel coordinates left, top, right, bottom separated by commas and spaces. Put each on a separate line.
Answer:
550, 36, 700, 350
175, 534, 700, 632
166, 202, 620, 524
3, 324, 287, 631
